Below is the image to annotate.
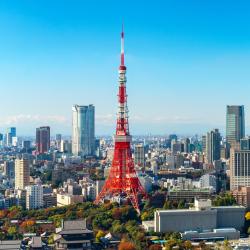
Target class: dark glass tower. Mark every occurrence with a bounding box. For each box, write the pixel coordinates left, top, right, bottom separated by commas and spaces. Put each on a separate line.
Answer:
226, 105, 245, 147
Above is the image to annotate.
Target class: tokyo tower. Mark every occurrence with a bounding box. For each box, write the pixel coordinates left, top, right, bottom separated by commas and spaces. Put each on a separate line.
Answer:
94, 27, 147, 213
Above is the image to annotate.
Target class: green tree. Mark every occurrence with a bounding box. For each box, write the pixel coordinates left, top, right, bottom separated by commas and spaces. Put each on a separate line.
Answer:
92, 212, 113, 230
163, 201, 172, 209
48, 234, 55, 245
182, 240, 192, 250
165, 238, 178, 250
7, 226, 18, 239
95, 230, 105, 242
0, 232, 5, 240
177, 200, 185, 209
223, 240, 233, 250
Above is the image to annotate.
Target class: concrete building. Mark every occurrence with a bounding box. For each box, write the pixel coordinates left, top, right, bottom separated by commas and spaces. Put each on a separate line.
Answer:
230, 148, 250, 190
16, 189, 26, 208
72, 104, 95, 157
232, 186, 250, 209
181, 228, 240, 241
3, 161, 15, 179
139, 175, 152, 192
25, 185, 43, 210
134, 143, 145, 167
36, 126, 50, 154
57, 193, 84, 206
60, 140, 72, 153
200, 174, 217, 192
168, 188, 211, 202
226, 105, 245, 148
202, 135, 207, 154
43, 194, 57, 208
15, 157, 30, 189
171, 140, 182, 155
154, 199, 245, 233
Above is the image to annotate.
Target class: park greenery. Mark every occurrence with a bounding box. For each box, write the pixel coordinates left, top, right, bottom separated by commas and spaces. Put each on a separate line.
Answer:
0, 202, 149, 249
0, 191, 241, 249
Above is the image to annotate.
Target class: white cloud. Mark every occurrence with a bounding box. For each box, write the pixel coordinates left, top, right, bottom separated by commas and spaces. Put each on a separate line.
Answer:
0, 114, 67, 126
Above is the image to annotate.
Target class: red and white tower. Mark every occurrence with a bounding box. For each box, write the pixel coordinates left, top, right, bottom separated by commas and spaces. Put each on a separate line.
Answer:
95, 27, 147, 213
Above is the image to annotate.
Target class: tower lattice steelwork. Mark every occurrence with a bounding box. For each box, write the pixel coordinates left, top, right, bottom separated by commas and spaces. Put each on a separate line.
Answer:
94, 28, 147, 213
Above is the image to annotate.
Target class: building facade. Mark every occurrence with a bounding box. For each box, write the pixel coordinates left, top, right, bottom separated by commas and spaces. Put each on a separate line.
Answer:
230, 148, 250, 190
206, 129, 221, 164
6, 127, 16, 146
154, 200, 245, 233
25, 185, 43, 210
15, 157, 30, 190
36, 126, 50, 154
226, 105, 245, 148
134, 143, 145, 167
232, 186, 250, 209
72, 104, 95, 157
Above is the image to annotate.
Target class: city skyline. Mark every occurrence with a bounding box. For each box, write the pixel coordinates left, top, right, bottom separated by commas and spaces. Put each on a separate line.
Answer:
1, 1, 250, 135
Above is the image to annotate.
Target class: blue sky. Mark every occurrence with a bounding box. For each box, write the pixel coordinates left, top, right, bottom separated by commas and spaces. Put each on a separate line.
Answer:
0, 0, 250, 136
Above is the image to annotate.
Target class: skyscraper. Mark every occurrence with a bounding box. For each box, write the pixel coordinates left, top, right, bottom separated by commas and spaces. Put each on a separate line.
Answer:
15, 157, 30, 190
36, 126, 50, 154
72, 104, 95, 157
230, 148, 250, 190
226, 105, 245, 147
206, 129, 221, 164
6, 127, 16, 146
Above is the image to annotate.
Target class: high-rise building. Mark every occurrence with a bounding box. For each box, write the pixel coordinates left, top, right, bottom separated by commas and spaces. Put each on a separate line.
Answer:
72, 105, 95, 157
15, 157, 30, 189
0, 133, 3, 146
202, 135, 207, 153
171, 140, 182, 155
183, 138, 191, 153
6, 127, 16, 146
60, 140, 72, 153
134, 143, 145, 167
206, 129, 221, 164
240, 137, 250, 150
226, 105, 245, 147
3, 161, 15, 179
230, 148, 250, 190
22, 140, 31, 151
36, 126, 50, 154
56, 134, 62, 150
25, 185, 43, 210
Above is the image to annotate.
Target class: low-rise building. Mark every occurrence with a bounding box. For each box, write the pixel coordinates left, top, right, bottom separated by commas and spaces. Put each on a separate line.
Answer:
57, 193, 83, 206
181, 228, 240, 241
168, 188, 212, 202
154, 199, 245, 234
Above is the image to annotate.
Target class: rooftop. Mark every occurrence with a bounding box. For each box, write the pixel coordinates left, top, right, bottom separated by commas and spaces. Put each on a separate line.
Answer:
0, 240, 21, 250
62, 219, 87, 230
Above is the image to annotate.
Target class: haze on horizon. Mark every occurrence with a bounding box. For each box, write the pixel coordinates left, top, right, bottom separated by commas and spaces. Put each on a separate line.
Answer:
1, 0, 250, 136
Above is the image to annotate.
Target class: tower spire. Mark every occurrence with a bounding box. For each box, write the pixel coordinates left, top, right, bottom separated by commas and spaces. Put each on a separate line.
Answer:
121, 24, 124, 66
